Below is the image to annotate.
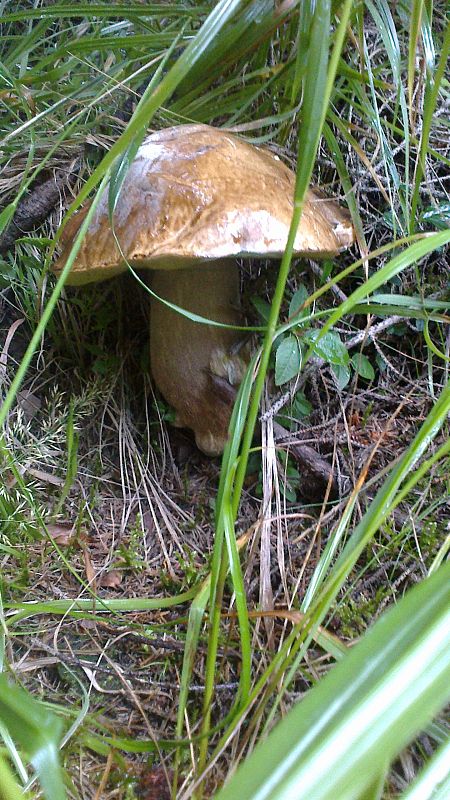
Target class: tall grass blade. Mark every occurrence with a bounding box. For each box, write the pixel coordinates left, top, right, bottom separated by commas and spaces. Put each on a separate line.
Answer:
410, 19, 449, 228
197, 0, 353, 778
0, 676, 66, 800
402, 736, 450, 799
213, 562, 450, 800
0, 756, 29, 800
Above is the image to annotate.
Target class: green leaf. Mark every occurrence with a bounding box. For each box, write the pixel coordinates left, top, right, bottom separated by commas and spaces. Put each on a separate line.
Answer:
351, 353, 375, 381
292, 392, 312, 418
214, 562, 450, 800
174, 576, 211, 787
331, 363, 351, 390
252, 296, 272, 324
0, 756, 27, 800
0, 4, 208, 22
0, 203, 16, 236
365, 294, 450, 311
402, 734, 450, 800
289, 285, 309, 321
276, 391, 312, 428
420, 202, 450, 231
6, 588, 199, 624
0, 259, 16, 289
305, 329, 349, 366
0, 676, 65, 800
275, 335, 301, 386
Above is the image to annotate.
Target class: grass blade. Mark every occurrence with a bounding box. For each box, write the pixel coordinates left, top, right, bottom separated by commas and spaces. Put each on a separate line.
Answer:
402, 736, 450, 800
213, 562, 450, 800
0, 676, 65, 800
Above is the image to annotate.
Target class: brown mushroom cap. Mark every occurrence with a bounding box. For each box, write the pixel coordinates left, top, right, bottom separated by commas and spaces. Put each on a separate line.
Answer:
53, 124, 354, 284
53, 124, 355, 455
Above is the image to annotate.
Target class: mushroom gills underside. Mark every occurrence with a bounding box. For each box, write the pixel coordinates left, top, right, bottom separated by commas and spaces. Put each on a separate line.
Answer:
149, 259, 249, 456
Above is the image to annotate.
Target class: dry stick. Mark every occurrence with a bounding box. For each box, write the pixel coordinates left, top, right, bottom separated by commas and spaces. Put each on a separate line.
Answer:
0, 317, 25, 383
308, 260, 348, 303
93, 751, 114, 800
273, 420, 337, 500
344, 314, 403, 350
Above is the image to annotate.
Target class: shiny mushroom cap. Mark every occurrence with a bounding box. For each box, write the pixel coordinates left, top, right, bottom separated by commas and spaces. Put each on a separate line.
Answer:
53, 123, 354, 283
53, 124, 355, 456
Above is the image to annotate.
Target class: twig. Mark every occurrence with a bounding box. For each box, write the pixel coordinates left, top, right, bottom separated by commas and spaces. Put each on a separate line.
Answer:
308, 260, 348, 303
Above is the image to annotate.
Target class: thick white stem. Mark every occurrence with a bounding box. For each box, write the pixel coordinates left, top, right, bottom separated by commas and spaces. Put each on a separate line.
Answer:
149, 260, 248, 455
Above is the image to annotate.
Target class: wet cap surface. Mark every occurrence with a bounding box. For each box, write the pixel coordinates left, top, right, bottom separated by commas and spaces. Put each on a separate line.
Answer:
53, 124, 355, 285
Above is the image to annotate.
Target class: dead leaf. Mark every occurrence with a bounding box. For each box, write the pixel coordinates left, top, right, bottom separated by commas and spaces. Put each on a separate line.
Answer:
77, 619, 97, 631
0, 88, 35, 110
137, 765, 172, 800
47, 524, 75, 546
99, 570, 123, 589
82, 545, 96, 588
17, 389, 41, 420
27, 467, 64, 486
141, 509, 155, 534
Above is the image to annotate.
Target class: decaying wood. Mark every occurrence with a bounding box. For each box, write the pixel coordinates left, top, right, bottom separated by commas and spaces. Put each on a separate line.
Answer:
0, 161, 80, 254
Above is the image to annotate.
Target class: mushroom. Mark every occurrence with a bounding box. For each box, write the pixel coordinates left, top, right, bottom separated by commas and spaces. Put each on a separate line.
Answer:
53, 124, 354, 455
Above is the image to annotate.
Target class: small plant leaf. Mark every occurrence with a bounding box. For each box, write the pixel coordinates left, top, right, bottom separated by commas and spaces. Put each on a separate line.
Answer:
0, 675, 66, 800
351, 353, 375, 381
306, 329, 350, 366
275, 335, 301, 386
292, 391, 312, 418
331, 363, 351, 390
252, 296, 272, 324
289, 285, 309, 321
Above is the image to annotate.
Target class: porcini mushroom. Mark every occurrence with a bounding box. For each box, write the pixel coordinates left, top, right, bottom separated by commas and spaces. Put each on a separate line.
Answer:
53, 124, 354, 455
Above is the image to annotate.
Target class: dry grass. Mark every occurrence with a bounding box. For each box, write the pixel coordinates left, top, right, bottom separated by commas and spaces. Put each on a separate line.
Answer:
1, 3, 449, 797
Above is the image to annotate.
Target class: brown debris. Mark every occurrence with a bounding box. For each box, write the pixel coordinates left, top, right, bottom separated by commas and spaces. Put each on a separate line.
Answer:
0, 161, 81, 254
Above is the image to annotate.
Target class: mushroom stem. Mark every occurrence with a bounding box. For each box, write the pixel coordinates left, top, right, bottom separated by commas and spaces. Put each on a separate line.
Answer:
149, 260, 249, 456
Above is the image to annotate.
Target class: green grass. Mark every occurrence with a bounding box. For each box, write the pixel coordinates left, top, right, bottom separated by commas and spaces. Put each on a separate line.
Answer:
0, 1, 449, 799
